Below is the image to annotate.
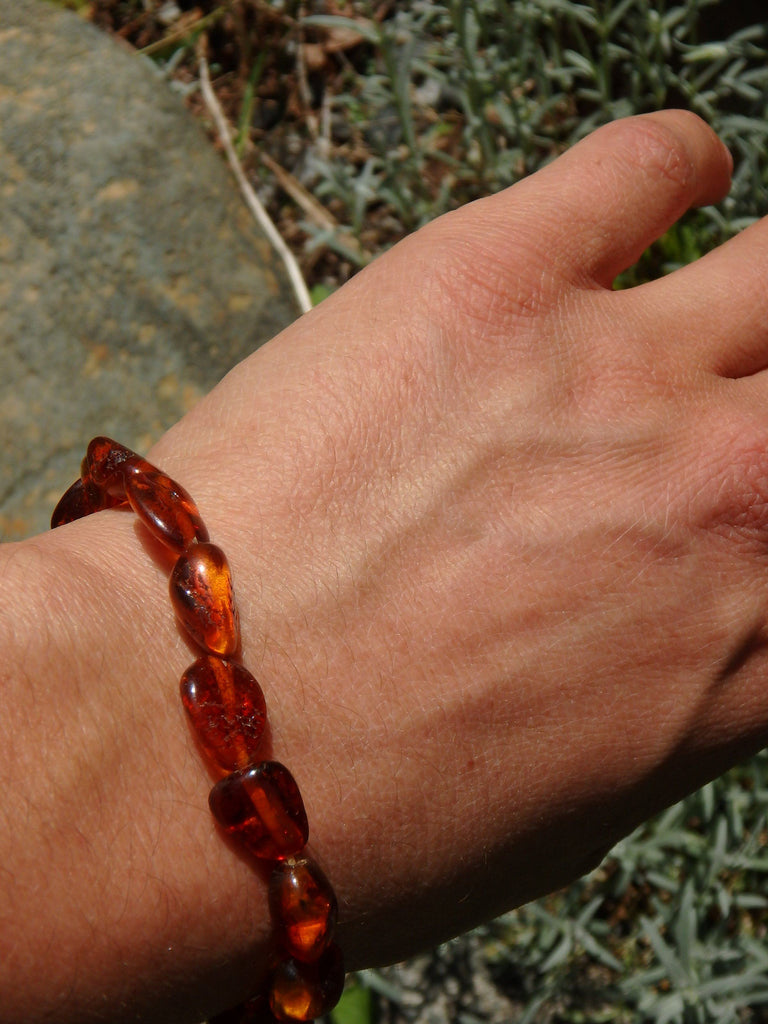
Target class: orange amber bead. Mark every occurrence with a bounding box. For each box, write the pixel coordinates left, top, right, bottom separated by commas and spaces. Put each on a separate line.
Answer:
269, 857, 338, 963
124, 463, 209, 554
180, 656, 266, 773
169, 542, 239, 656
209, 761, 309, 860
268, 944, 345, 1022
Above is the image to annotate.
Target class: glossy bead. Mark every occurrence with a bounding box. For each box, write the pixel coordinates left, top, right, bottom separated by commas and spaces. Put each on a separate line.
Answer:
124, 463, 209, 554
84, 436, 141, 496
209, 761, 309, 860
180, 656, 266, 773
269, 857, 338, 962
51, 476, 120, 527
268, 944, 345, 1022
169, 543, 239, 656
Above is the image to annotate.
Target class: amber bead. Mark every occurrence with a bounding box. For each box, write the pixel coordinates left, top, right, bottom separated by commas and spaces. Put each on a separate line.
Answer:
169, 542, 239, 656
209, 761, 309, 861
269, 857, 338, 963
50, 476, 122, 527
268, 944, 345, 1022
180, 656, 266, 773
208, 995, 281, 1024
84, 436, 142, 496
124, 463, 209, 554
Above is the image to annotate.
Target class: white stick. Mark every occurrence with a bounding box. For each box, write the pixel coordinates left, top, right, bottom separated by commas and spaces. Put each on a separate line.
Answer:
198, 54, 313, 315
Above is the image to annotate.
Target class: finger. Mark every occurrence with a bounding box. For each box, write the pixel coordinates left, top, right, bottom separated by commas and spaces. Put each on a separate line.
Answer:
486, 110, 733, 290
619, 214, 768, 379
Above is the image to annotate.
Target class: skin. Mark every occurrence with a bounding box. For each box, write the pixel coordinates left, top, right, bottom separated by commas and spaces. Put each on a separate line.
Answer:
2, 110, 768, 1023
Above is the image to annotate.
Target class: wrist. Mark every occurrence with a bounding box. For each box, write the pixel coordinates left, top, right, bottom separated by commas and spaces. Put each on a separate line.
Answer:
0, 522, 272, 1023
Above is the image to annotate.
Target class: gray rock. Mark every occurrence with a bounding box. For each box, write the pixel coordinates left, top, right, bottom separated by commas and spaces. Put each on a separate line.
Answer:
0, 0, 301, 539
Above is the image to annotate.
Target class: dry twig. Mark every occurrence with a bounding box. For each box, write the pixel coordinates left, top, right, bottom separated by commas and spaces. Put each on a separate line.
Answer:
197, 46, 313, 314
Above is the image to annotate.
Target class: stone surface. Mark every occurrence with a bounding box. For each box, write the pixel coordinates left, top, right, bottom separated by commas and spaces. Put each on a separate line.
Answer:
0, 0, 301, 540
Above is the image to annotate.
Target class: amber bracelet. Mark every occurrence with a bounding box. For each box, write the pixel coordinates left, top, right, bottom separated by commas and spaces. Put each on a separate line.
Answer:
52, 437, 345, 1024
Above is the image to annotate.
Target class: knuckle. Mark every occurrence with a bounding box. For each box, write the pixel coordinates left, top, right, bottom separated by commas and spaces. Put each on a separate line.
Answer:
412, 201, 558, 331
693, 409, 768, 540
601, 114, 699, 193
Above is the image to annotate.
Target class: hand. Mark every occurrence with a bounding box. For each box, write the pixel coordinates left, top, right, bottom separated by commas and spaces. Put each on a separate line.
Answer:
2, 110, 767, 1023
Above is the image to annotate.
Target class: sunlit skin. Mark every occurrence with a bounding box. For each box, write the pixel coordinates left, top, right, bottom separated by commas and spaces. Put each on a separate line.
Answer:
3, 111, 768, 1023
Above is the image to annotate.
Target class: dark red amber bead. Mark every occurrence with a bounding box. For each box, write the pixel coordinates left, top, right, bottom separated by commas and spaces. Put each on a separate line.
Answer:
84, 436, 142, 497
180, 656, 266, 773
51, 476, 123, 527
209, 761, 309, 860
124, 463, 209, 554
268, 944, 345, 1022
269, 857, 338, 963
169, 542, 239, 656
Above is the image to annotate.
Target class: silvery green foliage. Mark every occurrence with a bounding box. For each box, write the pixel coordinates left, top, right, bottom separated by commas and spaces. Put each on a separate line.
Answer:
303, 1, 767, 261
349, 754, 768, 1023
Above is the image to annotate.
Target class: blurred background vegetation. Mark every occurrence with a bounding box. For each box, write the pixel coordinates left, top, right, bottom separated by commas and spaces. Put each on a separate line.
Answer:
52, 1, 768, 1020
